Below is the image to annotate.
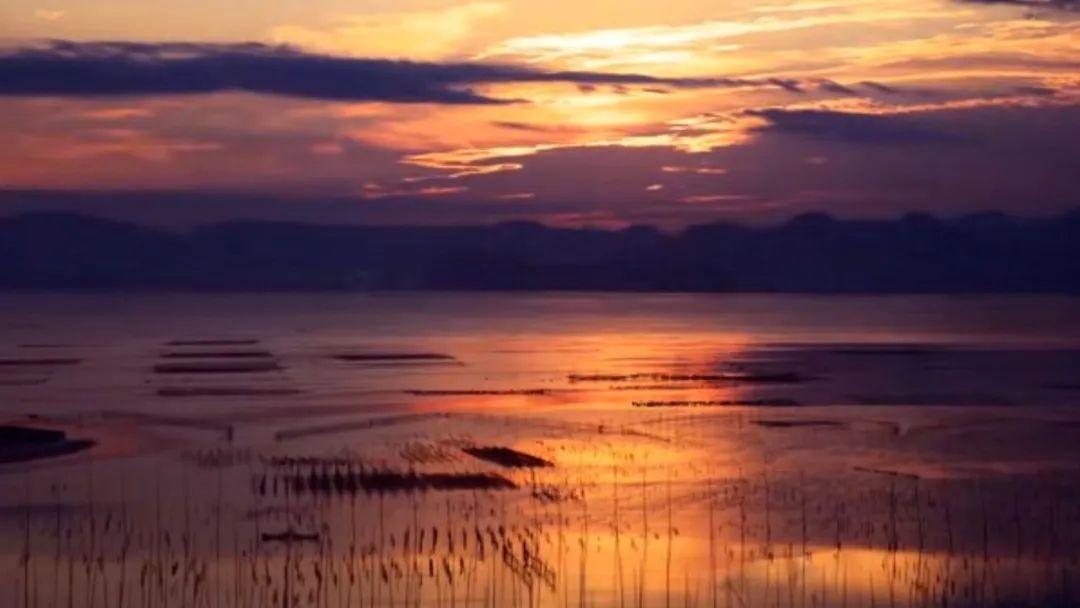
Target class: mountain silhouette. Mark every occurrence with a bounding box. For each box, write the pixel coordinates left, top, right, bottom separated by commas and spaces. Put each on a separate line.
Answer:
2, 210, 1079, 292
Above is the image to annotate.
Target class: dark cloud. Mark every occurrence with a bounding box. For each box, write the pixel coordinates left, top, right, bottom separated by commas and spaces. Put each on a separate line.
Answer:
0, 40, 806, 104
815, 79, 858, 95
766, 78, 805, 93
813, 79, 921, 97
746, 108, 972, 144
491, 121, 570, 132
859, 81, 901, 94
1012, 85, 1059, 96
957, 0, 1078, 11
882, 53, 1080, 73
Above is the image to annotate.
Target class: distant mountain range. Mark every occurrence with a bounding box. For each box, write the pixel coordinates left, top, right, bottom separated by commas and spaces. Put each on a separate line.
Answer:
2, 210, 1079, 292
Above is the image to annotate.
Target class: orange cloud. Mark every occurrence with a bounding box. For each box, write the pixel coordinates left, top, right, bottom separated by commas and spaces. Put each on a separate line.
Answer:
33, 8, 65, 21
24, 130, 221, 162
679, 194, 753, 204
269, 2, 505, 59
362, 184, 468, 199
662, 165, 728, 175
476, 3, 967, 74
81, 108, 154, 121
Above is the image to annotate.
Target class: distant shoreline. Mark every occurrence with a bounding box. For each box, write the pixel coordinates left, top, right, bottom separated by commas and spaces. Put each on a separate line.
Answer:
3, 210, 1079, 293
3, 287, 1080, 295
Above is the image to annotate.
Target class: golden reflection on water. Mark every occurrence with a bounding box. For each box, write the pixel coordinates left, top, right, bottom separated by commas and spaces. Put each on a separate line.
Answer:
2, 301, 1080, 607
3, 422, 1074, 608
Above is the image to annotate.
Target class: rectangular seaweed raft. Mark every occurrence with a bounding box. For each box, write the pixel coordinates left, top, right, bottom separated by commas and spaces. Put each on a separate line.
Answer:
463, 446, 554, 468
153, 361, 282, 374
274, 468, 517, 494
0, 425, 95, 464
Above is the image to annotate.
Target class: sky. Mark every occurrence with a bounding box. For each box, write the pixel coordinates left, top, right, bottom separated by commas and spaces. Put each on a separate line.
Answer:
0, 0, 1078, 227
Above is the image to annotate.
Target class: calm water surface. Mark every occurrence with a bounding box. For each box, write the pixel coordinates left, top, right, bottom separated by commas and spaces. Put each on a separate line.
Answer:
2, 293, 1080, 608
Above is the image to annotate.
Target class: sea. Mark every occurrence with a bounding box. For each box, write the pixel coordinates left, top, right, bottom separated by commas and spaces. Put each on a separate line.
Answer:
2, 292, 1079, 607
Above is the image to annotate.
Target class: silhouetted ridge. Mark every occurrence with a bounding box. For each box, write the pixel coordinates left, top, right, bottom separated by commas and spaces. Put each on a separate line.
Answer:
1, 211, 1078, 292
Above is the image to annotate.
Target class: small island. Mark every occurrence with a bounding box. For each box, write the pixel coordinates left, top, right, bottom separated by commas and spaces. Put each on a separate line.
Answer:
0, 425, 95, 464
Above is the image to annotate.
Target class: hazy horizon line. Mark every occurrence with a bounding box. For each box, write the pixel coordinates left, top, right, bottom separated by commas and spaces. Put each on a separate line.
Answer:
3, 199, 1080, 234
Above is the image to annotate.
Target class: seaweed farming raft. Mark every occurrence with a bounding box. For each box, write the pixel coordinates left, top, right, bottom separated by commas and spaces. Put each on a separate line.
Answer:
261, 463, 518, 496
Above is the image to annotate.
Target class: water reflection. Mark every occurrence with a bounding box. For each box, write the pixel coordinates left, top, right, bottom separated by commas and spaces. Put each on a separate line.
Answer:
1, 294, 1080, 607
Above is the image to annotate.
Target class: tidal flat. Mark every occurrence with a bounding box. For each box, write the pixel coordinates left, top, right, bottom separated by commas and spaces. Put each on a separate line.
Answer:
2, 293, 1080, 608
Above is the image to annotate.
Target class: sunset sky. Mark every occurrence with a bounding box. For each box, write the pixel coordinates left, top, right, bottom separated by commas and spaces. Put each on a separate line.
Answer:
1, 0, 1077, 227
